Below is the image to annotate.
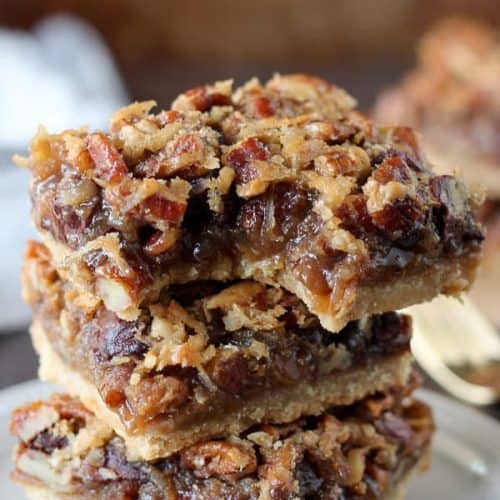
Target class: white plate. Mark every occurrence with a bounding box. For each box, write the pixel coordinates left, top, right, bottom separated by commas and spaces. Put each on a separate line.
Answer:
0, 381, 499, 498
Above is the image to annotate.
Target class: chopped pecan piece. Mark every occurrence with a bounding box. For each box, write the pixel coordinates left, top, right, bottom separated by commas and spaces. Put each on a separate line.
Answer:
244, 93, 277, 118
172, 81, 232, 112
143, 194, 187, 222
125, 375, 190, 418
86, 133, 128, 184
99, 364, 134, 408
225, 137, 271, 183
180, 441, 257, 479
10, 402, 59, 442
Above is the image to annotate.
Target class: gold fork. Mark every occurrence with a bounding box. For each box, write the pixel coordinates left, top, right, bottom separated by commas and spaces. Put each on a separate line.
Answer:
404, 296, 500, 406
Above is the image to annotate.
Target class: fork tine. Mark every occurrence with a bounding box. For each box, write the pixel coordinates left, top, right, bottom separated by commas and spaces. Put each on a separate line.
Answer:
404, 295, 500, 405
411, 328, 498, 405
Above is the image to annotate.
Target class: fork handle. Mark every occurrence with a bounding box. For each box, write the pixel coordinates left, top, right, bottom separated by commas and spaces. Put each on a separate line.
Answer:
412, 332, 497, 406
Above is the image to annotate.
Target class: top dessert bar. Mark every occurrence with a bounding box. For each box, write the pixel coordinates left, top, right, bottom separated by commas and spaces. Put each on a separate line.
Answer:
18, 73, 483, 332
374, 17, 500, 196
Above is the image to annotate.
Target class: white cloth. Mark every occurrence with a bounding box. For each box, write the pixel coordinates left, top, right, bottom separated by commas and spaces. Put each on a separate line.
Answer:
0, 14, 127, 331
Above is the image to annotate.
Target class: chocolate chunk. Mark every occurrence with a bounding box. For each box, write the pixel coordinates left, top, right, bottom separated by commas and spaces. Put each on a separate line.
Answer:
371, 312, 412, 355
375, 413, 413, 445
296, 457, 324, 497
104, 440, 144, 481
94, 310, 147, 361
210, 352, 266, 394
431, 176, 484, 254
31, 431, 68, 453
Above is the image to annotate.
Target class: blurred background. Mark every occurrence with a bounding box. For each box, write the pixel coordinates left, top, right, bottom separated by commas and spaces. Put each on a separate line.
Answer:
2, 0, 500, 109
0, 0, 499, 389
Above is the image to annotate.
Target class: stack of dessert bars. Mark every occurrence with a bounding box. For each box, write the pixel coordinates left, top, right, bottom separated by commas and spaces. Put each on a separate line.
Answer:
11, 74, 483, 499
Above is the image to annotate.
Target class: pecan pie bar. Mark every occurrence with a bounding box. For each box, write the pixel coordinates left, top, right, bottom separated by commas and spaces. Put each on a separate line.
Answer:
24, 241, 412, 460
17, 74, 483, 332
374, 17, 500, 196
11, 386, 432, 500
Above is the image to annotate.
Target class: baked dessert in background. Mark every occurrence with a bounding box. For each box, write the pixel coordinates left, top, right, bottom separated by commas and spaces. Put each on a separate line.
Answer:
374, 18, 500, 326
17, 74, 483, 333
10, 383, 432, 500
24, 240, 412, 460
374, 17, 500, 196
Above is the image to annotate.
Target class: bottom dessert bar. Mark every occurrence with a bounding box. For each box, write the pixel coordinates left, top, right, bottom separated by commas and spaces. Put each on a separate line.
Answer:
11, 385, 433, 500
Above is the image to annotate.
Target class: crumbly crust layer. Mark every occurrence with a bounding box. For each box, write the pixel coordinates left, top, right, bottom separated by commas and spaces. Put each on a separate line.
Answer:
374, 17, 500, 195
11, 385, 432, 500
32, 319, 412, 461
18, 73, 483, 331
